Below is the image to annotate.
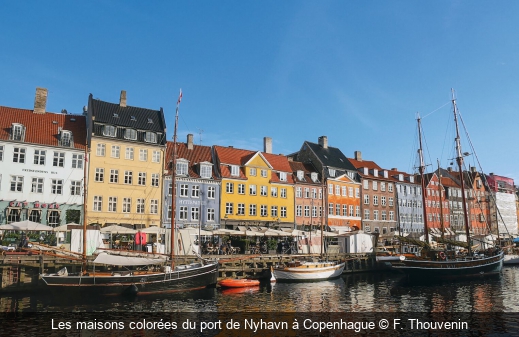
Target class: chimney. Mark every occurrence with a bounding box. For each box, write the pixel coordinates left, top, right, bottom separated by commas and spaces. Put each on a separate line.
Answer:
120, 90, 127, 107
354, 151, 362, 161
447, 167, 453, 172
264, 137, 272, 154
33, 87, 48, 114
318, 136, 328, 149
187, 134, 194, 150
391, 168, 397, 171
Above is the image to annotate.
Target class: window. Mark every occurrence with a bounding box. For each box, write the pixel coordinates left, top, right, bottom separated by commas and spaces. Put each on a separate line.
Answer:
260, 186, 267, 196
231, 165, 239, 177
93, 196, 103, 211
305, 188, 310, 198
363, 180, 369, 189
11, 124, 25, 141
389, 211, 394, 221
179, 206, 188, 220
177, 160, 188, 175
349, 205, 354, 217
281, 188, 287, 198
59, 131, 72, 147
281, 207, 287, 218
72, 154, 83, 169
144, 132, 157, 143
238, 184, 245, 194
123, 198, 131, 213
261, 169, 267, 178
125, 147, 134, 160
237, 203, 245, 215
51, 179, 63, 194
111, 145, 120, 158
373, 195, 378, 205
192, 185, 200, 197
200, 164, 212, 178
304, 205, 310, 217
312, 188, 317, 199
249, 204, 257, 216
328, 183, 333, 194
95, 168, 104, 182
336, 204, 340, 215
226, 182, 234, 194
279, 172, 287, 181
34, 150, 46, 165
13, 147, 26, 163
343, 205, 348, 216
388, 183, 393, 192
139, 149, 148, 161
364, 194, 369, 205
328, 203, 333, 215
296, 205, 302, 217
381, 196, 386, 206
138, 172, 146, 185
70, 180, 81, 195
250, 168, 256, 176
124, 129, 137, 140
319, 188, 322, 199
152, 150, 160, 163
356, 206, 360, 217
355, 188, 360, 198
207, 208, 215, 221
150, 200, 158, 214
312, 206, 317, 217
364, 209, 370, 220
335, 185, 340, 195
6, 208, 20, 223
329, 169, 335, 177
151, 173, 159, 187
271, 187, 278, 197
389, 197, 394, 207
272, 206, 278, 217
103, 125, 116, 137
225, 203, 233, 215
124, 171, 133, 184
110, 169, 119, 183
342, 186, 347, 196
260, 205, 268, 217
108, 197, 117, 212
137, 199, 145, 213
381, 182, 386, 191
31, 178, 44, 193
180, 184, 188, 197
28, 209, 41, 223
382, 211, 387, 221
48, 210, 60, 227
96, 144, 106, 156
207, 186, 215, 199
373, 210, 379, 220
349, 187, 354, 197
53, 152, 65, 167
296, 187, 302, 198
373, 181, 378, 190
0, 145, 3, 161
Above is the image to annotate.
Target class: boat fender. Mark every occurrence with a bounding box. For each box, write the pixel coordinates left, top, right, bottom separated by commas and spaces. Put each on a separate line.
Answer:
439, 252, 446, 260
399, 255, 405, 261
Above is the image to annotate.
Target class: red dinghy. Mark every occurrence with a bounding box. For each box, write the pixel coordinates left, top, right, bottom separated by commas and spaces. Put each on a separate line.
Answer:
218, 278, 260, 288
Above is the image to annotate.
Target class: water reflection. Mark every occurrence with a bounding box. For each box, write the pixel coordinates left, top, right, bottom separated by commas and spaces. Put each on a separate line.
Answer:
1, 268, 519, 313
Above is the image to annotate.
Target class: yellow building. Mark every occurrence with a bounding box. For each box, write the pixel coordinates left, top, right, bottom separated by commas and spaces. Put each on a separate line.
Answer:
214, 145, 295, 229
85, 91, 166, 228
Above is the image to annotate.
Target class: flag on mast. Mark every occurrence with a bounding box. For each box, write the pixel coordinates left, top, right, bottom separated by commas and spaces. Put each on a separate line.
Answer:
177, 89, 182, 105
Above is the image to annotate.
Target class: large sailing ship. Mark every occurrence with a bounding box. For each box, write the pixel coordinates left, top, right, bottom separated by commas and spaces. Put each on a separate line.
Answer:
40, 90, 218, 295
390, 90, 504, 280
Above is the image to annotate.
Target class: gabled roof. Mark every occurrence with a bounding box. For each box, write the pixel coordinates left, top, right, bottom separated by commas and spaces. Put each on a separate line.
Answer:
165, 141, 215, 179
0, 106, 87, 150
289, 161, 321, 185
348, 156, 398, 182
303, 141, 356, 171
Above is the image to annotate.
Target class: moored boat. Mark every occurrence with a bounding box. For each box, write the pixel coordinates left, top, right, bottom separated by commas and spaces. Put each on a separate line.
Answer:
271, 260, 345, 282
503, 254, 519, 265
218, 278, 260, 288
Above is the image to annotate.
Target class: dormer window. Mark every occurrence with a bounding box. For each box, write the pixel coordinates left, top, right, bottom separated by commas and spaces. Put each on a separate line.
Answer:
200, 163, 213, 179
60, 130, 72, 147
124, 129, 137, 140
103, 125, 116, 137
230, 165, 239, 177
144, 131, 157, 143
176, 159, 188, 175
113, 113, 119, 118
311, 172, 318, 182
279, 172, 287, 181
297, 170, 304, 180
147, 118, 153, 124
329, 169, 336, 177
130, 116, 137, 121
11, 123, 25, 141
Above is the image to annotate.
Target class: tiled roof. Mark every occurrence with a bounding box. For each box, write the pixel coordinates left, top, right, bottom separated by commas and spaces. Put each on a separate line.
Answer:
289, 161, 321, 185
348, 156, 399, 182
0, 106, 87, 150
304, 141, 357, 171
165, 141, 216, 179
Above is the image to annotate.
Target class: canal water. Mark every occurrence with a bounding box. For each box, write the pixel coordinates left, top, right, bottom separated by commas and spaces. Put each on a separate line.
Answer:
2, 267, 519, 336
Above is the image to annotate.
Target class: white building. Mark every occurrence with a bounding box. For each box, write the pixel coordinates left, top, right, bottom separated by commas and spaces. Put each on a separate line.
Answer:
0, 88, 87, 226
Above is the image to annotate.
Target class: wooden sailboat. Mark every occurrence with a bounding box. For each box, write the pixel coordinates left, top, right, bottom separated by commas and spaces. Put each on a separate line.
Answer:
271, 168, 345, 282
390, 90, 503, 280
40, 90, 218, 295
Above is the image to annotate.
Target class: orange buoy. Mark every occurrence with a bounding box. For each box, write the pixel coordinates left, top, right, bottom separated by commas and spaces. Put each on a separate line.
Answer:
218, 278, 260, 288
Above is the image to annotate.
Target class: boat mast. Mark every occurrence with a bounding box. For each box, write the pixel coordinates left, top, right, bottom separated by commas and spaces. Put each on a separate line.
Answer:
321, 167, 326, 257
82, 148, 88, 273
437, 159, 445, 240
171, 89, 182, 267
451, 89, 472, 255
417, 116, 429, 245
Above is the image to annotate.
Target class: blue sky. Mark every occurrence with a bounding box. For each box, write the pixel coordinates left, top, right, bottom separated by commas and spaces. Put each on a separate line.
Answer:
1, 1, 518, 182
